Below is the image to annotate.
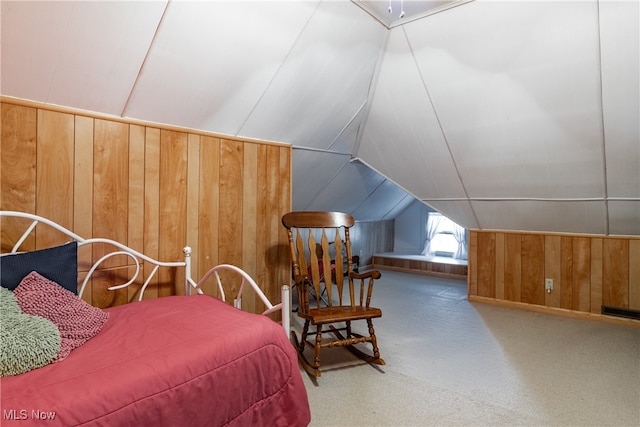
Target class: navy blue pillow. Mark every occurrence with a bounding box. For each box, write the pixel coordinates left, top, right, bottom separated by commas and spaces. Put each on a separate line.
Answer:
0, 242, 78, 294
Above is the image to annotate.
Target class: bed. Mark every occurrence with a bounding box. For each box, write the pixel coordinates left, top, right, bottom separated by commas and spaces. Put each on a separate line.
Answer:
0, 211, 310, 427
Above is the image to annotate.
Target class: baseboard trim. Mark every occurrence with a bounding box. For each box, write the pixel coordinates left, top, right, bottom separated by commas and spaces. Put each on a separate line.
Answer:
469, 295, 640, 329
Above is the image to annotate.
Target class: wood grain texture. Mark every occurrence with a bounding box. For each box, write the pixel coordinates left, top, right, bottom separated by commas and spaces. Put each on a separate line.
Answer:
573, 237, 591, 312
603, 239, 629, 308
471, 229, 639, 322
242, 143, 258, 314
197, 136, 220, 296
590, 238, 603, 314
544, 235, 562, 308
520, 235, 544, 305
143, 127, 161, 300
36, 109, 74, 247
219, 139, 244, 299
158, 130, 188, 297
504, 233, 521, 302
1, 104, 37, 252
476, 232, 496, 298
468, 231, 478, 295
0, 99, 291, 309
629, 240, 640, 310
495, 232, 505, 300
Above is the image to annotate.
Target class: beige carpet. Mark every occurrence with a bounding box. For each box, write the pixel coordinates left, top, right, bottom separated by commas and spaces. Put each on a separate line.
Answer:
292, 270, 640, 427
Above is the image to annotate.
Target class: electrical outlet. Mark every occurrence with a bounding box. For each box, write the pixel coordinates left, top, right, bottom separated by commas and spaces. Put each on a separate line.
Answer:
545, 278, 553, 292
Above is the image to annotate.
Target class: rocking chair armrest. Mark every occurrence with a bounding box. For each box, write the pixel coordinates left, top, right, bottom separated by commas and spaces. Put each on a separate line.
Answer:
292, 274, 310, 286
350, 270, 381, 281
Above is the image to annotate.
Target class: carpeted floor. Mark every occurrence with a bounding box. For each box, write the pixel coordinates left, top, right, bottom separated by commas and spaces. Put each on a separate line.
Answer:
292, 270, 640, 427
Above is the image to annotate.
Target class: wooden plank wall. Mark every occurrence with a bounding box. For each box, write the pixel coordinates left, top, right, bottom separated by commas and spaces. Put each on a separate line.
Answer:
0, 98, 291, 314
469, 230, 640, 322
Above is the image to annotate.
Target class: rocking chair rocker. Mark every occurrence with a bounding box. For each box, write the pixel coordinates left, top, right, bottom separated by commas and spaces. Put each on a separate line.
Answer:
282, 211, 385, 377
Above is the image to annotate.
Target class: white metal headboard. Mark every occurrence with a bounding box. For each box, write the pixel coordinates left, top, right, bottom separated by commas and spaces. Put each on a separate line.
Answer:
0, 211, 198, 300
0, 211, 291, 334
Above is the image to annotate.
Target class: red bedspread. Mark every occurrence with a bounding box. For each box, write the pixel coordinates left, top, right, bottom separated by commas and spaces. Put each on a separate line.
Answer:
1, 295, 310, 426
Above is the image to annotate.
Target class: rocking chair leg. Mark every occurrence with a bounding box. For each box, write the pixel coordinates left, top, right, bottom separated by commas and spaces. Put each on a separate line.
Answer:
313, 324, 322, 369
299, 320, 310, 353
367, 319, 382, 360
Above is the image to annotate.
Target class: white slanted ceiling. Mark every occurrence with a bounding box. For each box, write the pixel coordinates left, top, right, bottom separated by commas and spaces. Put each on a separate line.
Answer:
1, 0, 638, 235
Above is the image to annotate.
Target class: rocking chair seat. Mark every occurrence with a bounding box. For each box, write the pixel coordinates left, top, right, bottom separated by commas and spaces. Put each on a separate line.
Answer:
303, 306, 382, 324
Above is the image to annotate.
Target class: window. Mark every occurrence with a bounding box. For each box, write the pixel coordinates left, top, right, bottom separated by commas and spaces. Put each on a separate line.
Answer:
422, 212, 467, 259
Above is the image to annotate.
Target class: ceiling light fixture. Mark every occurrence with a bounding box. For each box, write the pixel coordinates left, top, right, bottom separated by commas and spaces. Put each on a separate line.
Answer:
388, 0, 405, 18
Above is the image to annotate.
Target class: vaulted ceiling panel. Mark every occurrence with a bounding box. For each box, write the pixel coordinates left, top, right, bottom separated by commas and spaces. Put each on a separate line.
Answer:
472, 200, 607, 235
599, 0, 640, 199
608, 201, 640, 236
1, 1, 165, 115
406, 0, 606, 201
292, 148, 351, 211
357, 27, 467, 200
123, 1, 316, 136
240, 1, 386, 150
302, 159, 387, 216
352, 179, 415, 221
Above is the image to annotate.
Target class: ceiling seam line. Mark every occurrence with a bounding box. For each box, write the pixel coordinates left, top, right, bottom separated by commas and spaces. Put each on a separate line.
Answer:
381, 194, 413, 220
120, 0, 171, 118
292, 145, 353, 157
300, 157, 352, 211
403, 26, 480, 228
354, 156, 434, 210
352, 24, 391, 157
235, 1, 322, 137
595, 0, 610, 235
421, 197, 613, 202
349, 172, 389, 215
326, 99, 367, 152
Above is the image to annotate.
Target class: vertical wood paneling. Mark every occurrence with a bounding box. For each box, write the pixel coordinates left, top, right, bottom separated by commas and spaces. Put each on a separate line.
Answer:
560, 236, 574, 309
471, 229, 640, 319
591, 238, 603, 313
92, 119, 129, 306
603, 239, 629, 308
127, 124, 146, 300
143, 127, 161, 300
629, 240, 640, 310
128, 125, 145, 253
186, 133, 201, 294
219, 139, 244, 298
198, 136, 220, 296
477, 232, 495, 298
495, 232, 505, 300
504, 233, 521, 302
74, 116, 94, 272
36, 109, 74, 247
265, 145, 281, 307
468, 231, 478, 295
521, 235, 544, 305
1, 99, 291, 310
573, 237, 591, 312
243, 143, 258, 313
1, 104, 37, 251
93, 119, 129, 260
278, 145, 292, 300
159, 130, 188, 297
544, 235, 562, 308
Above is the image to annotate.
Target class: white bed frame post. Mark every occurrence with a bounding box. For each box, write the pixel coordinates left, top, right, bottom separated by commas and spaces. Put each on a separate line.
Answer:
281, 285, 290, 335
183, 246, 192, 296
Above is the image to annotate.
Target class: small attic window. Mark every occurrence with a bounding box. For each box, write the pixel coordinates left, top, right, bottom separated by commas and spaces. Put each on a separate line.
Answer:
422, 212, 467, 260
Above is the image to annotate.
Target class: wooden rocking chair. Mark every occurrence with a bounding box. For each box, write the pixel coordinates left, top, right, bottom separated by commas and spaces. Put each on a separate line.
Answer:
282, 211, 385, 377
